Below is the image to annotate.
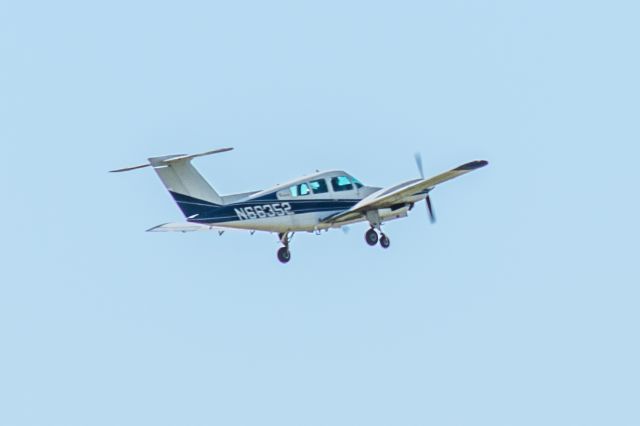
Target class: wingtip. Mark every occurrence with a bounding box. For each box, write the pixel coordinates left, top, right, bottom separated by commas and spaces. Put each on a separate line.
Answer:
456, 160, 489, 171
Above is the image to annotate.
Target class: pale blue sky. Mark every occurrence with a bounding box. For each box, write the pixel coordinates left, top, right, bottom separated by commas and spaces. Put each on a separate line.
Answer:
1, 1, 639, 425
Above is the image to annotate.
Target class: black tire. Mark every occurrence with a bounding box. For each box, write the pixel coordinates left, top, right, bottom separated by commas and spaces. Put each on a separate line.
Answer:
277, 247, 291, 263
365, 229, 379, 246
380, 234, 390, 249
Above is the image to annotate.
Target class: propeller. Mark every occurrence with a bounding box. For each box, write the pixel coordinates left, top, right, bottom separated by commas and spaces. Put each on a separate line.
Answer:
414, 152, 424, 179
425, 194, 436, 224
415, 152, 436, 224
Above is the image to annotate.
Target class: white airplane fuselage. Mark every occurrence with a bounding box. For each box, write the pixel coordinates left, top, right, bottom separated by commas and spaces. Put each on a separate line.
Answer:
174, 169, 424, 233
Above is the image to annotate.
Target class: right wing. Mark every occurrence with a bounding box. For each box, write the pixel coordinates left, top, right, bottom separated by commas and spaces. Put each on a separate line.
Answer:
322, 160, 488, 224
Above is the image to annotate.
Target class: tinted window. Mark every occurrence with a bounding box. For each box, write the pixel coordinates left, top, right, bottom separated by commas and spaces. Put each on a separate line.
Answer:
331, 176, 354, 192
310, 179, 329, 194
289, 182, 311, 197
299, 183, 310, 196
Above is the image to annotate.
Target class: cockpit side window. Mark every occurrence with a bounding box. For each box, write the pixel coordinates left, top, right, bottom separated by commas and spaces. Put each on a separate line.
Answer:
289, 182, 311, 197
299, 183, 311, 196
331, 176, 354, 192
310, 179, 329, 194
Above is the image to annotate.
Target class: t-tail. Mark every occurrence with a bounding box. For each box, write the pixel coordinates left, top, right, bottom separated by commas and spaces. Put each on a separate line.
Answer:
110, 148, 232, 219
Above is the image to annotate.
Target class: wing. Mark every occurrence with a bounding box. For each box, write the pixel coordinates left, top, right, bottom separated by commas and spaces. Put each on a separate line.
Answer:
146, 222, 234, 232
322, 160, 488, 224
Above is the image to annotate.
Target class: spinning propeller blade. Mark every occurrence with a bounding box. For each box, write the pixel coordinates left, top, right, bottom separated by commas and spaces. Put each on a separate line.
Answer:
414, 152, 425, 179
426, 194, 436, 224
415, 152, 436, 224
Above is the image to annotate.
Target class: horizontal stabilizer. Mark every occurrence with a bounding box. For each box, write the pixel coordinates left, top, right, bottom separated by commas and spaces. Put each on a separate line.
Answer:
109, 163, 153, 173
146, 222, 233, 232
110, 147, 234, 173
157, 147, 234, 164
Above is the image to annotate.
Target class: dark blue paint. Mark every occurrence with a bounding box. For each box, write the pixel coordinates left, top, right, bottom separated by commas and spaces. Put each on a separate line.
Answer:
170, 191, 359, 225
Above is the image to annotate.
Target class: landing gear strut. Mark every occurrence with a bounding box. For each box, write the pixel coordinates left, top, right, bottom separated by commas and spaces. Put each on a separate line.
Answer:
277, 232, 293, 264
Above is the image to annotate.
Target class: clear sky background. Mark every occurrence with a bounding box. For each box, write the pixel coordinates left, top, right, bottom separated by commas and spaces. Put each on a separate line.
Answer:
1, 1, 639, 425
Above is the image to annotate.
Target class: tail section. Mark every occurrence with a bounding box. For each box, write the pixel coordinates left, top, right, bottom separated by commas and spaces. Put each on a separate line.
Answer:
110, 148, 232, 218
148, 154, 224, 205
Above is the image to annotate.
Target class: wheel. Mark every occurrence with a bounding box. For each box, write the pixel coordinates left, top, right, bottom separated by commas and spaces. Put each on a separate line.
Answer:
379, 234, 390, 249
277, 247, 291, 264
365, 229, 379, 246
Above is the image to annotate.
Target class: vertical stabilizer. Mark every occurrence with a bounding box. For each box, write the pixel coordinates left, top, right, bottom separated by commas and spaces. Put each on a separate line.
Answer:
110, 148, 233, 216
148, 155, 223, 205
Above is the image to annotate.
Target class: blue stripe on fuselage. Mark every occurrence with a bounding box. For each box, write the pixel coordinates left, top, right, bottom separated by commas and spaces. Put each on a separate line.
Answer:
169, 191, 358, 224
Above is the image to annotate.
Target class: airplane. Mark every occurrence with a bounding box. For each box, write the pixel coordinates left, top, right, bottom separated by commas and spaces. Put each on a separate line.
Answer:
110, 148, 488, 263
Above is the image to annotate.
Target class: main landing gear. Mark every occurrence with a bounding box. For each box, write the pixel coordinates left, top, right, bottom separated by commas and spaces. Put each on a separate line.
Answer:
364, 210, 390, 249
364, 228, 391, 249
380, 233, 390, 249
365, 228, 379, 246
277, 232, 294, 264
277, 246, 291, 263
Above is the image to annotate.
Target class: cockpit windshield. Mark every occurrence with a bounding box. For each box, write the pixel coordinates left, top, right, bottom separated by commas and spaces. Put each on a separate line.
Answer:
350, 176, 364, 189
